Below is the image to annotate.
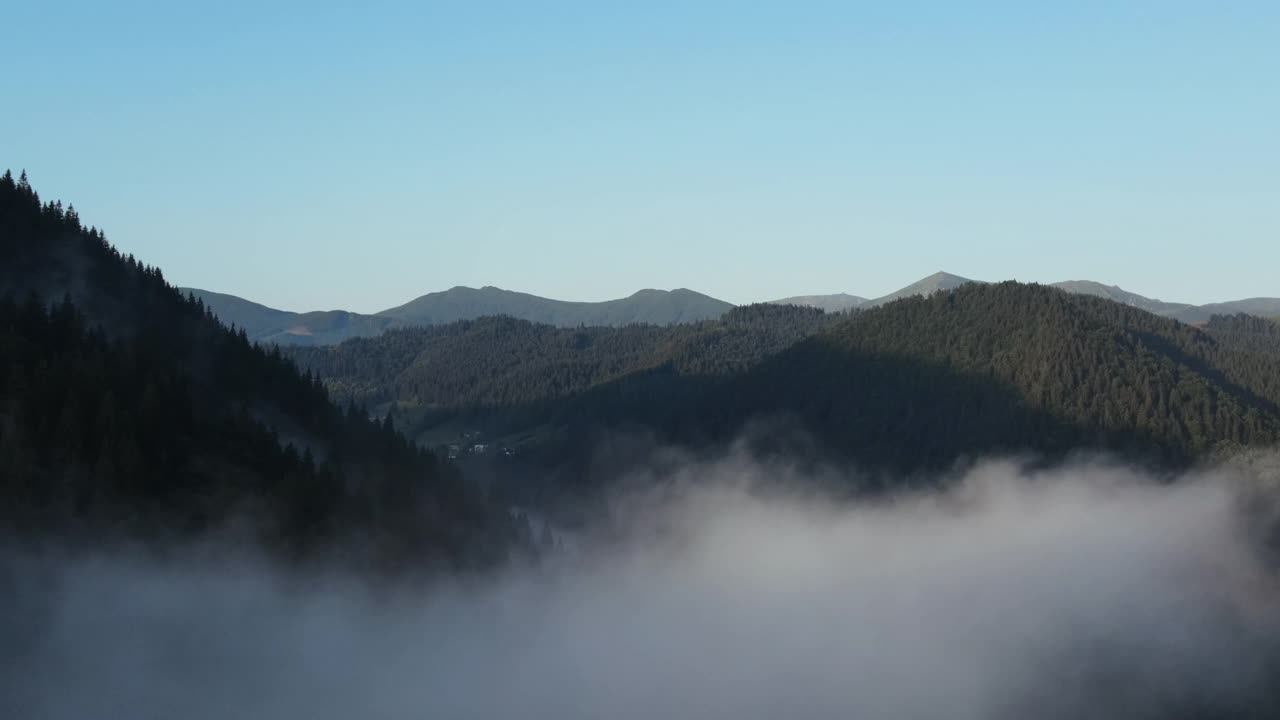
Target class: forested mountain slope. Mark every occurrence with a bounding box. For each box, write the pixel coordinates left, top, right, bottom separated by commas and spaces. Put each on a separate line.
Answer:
288, 304, 836, 411
0, 171, 515, 568
295, 282, 1280, 489
750, 283, 1280, 467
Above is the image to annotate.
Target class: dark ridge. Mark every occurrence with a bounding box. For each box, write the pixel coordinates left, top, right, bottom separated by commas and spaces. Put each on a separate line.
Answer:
0, 170, 519, 571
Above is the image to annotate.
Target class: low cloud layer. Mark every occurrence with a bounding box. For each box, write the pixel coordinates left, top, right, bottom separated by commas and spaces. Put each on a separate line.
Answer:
5, 456, 1280, 719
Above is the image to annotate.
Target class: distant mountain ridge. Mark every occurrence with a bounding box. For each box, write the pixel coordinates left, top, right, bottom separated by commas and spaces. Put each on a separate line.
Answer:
379, 286, 733, 328
767, 293, 867, 313
1049, 280, 1192, 316
179, 288, 401, 346
828, 272, 1280, 323
188, 272, 1280, 347
184, 285, 735, 346
1047, 281, 1280, 324
1170, 299, 1280, 324
765, 272, 974, 312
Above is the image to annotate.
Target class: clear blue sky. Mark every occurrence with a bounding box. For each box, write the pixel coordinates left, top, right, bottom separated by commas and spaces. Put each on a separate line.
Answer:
4, 1, 1277, 311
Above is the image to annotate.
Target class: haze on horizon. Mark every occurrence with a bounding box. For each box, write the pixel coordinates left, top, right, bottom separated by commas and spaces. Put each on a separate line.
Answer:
4, 1, 1277, 312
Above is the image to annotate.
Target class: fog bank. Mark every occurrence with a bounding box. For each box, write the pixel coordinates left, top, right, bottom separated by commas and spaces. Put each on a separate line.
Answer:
5, 457, 1280, 719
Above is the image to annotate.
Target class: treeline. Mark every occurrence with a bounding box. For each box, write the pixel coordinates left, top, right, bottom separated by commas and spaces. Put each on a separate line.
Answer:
0, 170, 515, 569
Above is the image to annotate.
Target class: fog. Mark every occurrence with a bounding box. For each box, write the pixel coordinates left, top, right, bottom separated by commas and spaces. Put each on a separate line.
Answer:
5, 455, 1280, 719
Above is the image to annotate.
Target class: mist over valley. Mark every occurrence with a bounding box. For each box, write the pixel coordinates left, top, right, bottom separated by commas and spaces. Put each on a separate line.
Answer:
5, 2, 1279, 714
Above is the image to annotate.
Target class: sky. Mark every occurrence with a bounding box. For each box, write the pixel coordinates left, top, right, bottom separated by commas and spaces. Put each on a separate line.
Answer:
3, 1, 1277, 312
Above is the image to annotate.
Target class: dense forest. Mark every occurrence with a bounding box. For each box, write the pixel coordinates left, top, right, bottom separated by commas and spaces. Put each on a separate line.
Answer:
0, 171, 517, 569
287, 303, 836, 410
292, 282, 1280, 499
747, 285, 1280, 468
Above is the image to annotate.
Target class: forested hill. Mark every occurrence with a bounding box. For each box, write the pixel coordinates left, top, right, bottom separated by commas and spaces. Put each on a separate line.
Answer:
0, 171, 516, 569
748, 283, 1280, 468
287, 303, 835, 410
293, 282, 1280, 488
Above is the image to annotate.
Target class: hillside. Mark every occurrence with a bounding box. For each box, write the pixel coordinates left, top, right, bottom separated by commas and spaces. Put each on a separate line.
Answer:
294, 282, 1280, 492
763, 283, 1280, 466
378, 285, 734, 327
0, 172, 515, 567
287, 303, 836, 412
534, 282, 1280, 477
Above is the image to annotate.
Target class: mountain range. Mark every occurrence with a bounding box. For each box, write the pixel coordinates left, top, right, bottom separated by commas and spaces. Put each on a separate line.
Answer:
768, 273, 1280, 325
8, 168, 1280, 564
287, 281, 1280, 504
1048, 280, 1280, 323
187, 272, 1280, 347
182, 286, 733, 346
379, 286, 733, 327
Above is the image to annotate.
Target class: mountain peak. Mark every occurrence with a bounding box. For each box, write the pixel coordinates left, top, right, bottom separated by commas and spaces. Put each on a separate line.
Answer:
867, 272, 976, 307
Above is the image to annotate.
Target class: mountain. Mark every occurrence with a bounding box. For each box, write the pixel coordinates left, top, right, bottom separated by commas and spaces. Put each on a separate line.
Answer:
768, 293, 867, 313
288, 304, 837, 414
771, 278, 1278, 326
180, 288, 296, 334
866, 271, 976, 307
181, 288, 400, 346
1047, 281, 1280, 325
0, 171, 515, 566
189, 278, 1280, 347
292, 282, 1280, 497
185, 285, 735, 346
378, 285, 734, 327
1171, 298, 1280, 324
762, 283, 1280, 466
1050, 280, 1192, 316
